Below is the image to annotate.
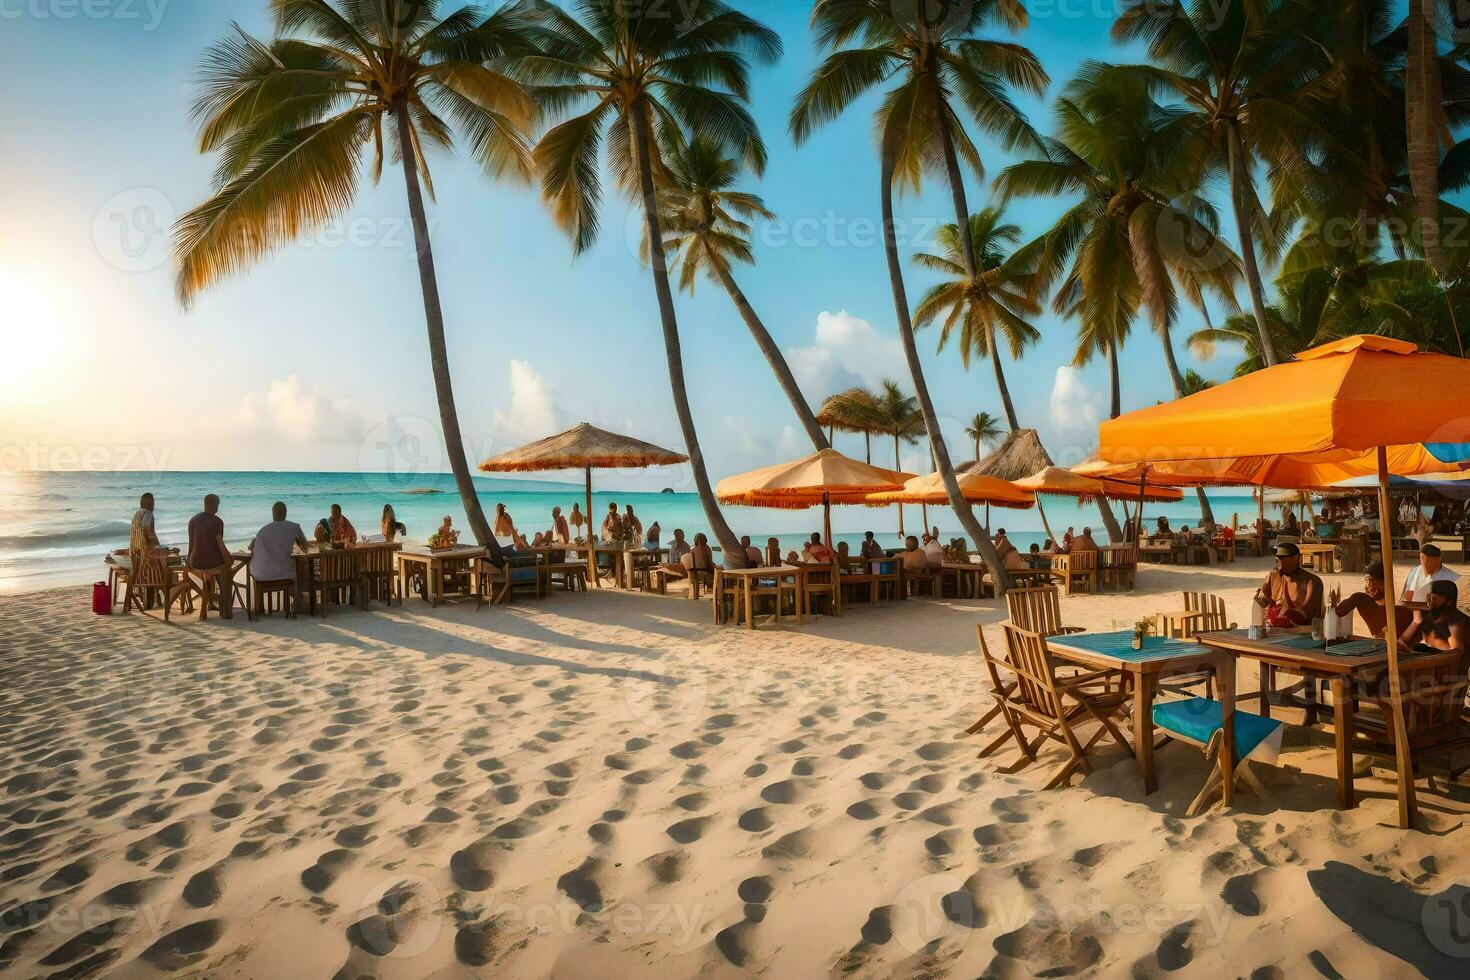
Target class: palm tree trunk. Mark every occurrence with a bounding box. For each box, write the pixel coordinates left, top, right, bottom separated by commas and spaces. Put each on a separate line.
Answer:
1107, 338, 1121, 419
1195, 486, 1216, 535
630, 101, 746, 567
1095, 499, 1123, 544
865, 432, 871, 463
1407, 0, 1445, 279
1160, 329, 1187, 399
712, 262, 829, 450
394, 103, 500, 563
1226, 124, 1279, 367
882, 155, 1008, 592
987, 328, 1021, 431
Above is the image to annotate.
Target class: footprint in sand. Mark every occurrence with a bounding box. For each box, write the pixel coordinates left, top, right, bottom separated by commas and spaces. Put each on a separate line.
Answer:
714, 876, 778, 966
141, 920, 223, 971
556, 858, 604, 912
846, 799, 887, 821
665, 817, 709, 844
37, 916, 131, 968
673, 792, 708, 812
738, 808, 774, 832
182, 867, 223, 908
301, 849, 357, 894
639, 849, 687, 885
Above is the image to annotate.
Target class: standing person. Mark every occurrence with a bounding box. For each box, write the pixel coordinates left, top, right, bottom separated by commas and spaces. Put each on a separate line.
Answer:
187, 493, 234, 619
130, 492, 163, 565
493, 503, 515, 540
1061, 527, 1075, 552
551, 506, 570, 545
569, 503, 586, 543
328, 504, 357, 545
250, 502, 310, 591
1401, 544, 1460, 603
1254, 543, 1324, 625
623, 504, 643, 544
381, 504, 406, 542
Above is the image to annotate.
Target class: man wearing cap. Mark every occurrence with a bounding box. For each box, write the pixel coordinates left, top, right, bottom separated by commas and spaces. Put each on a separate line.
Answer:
1399, 579, 1470, 656
1254, 542, 1324, 625
1332, 561, 1404, 638
1400, 543, 1459, 604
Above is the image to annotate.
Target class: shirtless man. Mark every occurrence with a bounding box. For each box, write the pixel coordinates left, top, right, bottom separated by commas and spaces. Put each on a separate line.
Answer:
1332, 561, 1403, 638
1398, 579, 1470, 658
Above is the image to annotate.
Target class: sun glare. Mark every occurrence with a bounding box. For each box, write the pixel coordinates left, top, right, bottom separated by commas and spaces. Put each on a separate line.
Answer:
0, 268, 69, 406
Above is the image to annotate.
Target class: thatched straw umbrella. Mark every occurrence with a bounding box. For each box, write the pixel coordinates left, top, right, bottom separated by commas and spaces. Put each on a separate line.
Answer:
480, 424, 688, 586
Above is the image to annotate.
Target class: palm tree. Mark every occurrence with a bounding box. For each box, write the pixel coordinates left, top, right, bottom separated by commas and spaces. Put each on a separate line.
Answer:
912, 209, 1041, 431
1187, 267, 1342, 375
523, 0, 781, 567
1111, 0, 1332, 369
872, 380, 925, 470
1406, 0, 1446, 278
817, 387, 881, 461
791, 0, 1048, 590
964, 411, 1003, 462
174, 0, 539, 562
996, 68, 1241, 403
658, 137, 828, 450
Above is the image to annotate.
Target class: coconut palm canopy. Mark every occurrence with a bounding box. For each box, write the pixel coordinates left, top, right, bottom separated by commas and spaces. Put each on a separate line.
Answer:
479, 423, 687, 473
866, 472, 1036, 509
965, 429, 1054, 482
716, 450, 912, 510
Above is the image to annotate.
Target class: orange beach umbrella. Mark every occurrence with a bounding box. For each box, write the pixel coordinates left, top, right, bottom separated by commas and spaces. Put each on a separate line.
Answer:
1098, 334, 1470, 828
717, 449, 913, 551
864, 471, 1036, 508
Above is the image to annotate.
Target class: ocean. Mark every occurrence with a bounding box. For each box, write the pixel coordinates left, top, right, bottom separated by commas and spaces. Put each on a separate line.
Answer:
0, 470, 1261, 595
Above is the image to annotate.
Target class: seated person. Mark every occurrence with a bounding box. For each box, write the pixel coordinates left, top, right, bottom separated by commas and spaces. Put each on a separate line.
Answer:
1398, 579, 1470, 655
381, 504, 407, 542
682, 533, 715, 578
899, 535, 930, 576
1025, 543, 1048, 570
1070, 527, 1099, 552
807, 532, 837, 564
328, 504, 357, 545
1155, 515, 1171, 537
859, 531, 885, 561
187, 493, 234, 619
738, 535, 764, 566
600, 503, 625, 545
130, 492, 166, 566
646, 521, 661, 549
1253, 542, 1324, 626
551, 506, 570, 545
837, 541, 851, 559
923, 533, 945, 570
251, 502, 310, 586
786, 550, 801, 564
313, 519, 332, 547
493, 503, 516, 539
667, 528, 692, 565
623, 505, 643, 543
992, 528, 1019, 565
765, 537, 782, 566
1402, 544, 1460, 604
1333, 561, 1406, 638
1212, 524, 1234, 550
1060, 527, 1075, 553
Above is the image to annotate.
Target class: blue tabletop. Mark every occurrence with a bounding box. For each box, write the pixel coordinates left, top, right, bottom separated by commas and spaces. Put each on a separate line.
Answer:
1050, 630, 1205, 664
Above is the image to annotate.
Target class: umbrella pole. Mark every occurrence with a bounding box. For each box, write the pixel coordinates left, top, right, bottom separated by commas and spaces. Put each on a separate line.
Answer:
922, 503, 929, 540
898, 503, 905, 542
1376, 447, 1417, 829
823, 492, 833, 561
586, 466, 598, 589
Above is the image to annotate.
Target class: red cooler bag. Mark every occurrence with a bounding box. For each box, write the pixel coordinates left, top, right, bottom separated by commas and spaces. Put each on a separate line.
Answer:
92, 582, 113, 615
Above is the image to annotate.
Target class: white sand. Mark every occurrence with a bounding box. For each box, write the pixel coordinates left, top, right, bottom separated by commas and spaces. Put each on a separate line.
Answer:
3, 559, 1469, 977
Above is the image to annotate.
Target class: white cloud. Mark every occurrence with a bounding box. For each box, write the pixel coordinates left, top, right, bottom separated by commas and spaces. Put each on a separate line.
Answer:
1048, 366, 1104, 454
489, 359, 559, 450
786, 310, 904, 397
235, 375, 373, 444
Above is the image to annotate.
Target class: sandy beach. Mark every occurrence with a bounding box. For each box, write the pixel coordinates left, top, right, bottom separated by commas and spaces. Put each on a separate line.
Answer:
2, 559, 1468, 978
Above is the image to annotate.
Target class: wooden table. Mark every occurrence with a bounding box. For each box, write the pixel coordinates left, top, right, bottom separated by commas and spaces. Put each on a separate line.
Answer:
397, 545, 486, 607
1046, 631, 1235, 799
714, 565, 800, 629
623, 547, 669, 592
1298, 542, 1339, 574
1194, 629, 1391, 810
942, 562, 987, 599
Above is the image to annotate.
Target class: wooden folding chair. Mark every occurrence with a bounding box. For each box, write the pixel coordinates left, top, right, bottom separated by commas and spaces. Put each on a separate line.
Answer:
358, 546, 400, 607
990, 624, 1134, 788
1159, 592, 1237, 699
1352, 649, 1470, 794
478, 554, 545, 606
1003, 585, 1084, 639
900, 564, 942, 598
311, 550, 361, 615
252, 579, 297, 619
125, 555, 197, 622
796, 564, 840, 620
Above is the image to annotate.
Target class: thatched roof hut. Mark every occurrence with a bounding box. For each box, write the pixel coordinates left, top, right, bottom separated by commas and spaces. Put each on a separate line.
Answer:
964, 429, 1054, 482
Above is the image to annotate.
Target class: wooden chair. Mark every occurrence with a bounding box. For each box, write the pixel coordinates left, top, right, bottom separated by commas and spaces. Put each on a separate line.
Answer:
872, 558, 901, 601
188, 565, 242, 621
1152, 697, 1281, 816
1098, 546, 1138, 591
124, 556, 196, 622
1351, 650, 1470, 792
796, 564, 840, 621
311, 550, 361, 615
900, 563, 942, 598
546, 559, 589, 592
989, 625, 1134, 788
252, 579, 297, 619
478, 554, 545, 606
749, 571, 798, 625
358, 547, 400, 607
1004, 586, 1083, 639
839, 567, 880, 607
1049, 550, 1098, 596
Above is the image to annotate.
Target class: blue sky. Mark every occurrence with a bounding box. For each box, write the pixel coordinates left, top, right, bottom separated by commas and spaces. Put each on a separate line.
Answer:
0, 1, 1246, 488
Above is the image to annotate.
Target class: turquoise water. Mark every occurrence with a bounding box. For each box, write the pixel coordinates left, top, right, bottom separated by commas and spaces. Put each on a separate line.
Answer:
0, 470, 1259, 594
